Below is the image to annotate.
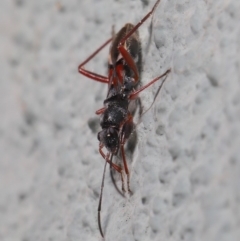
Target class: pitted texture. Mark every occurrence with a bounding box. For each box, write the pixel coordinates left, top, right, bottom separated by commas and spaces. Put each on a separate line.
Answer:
0, 0, 240, 241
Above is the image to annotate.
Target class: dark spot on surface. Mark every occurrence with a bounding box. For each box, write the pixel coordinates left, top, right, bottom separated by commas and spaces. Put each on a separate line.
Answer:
141, 0, 150, 7
58, 225, 64, 230
176, 3, 185, 13
152, 227, 158, 233
29, 139, 39, 154
157, 106, 166, 114
93, 190, 99, 199
159, 168, 173, 184
141, 197, 147, 204
54, 122, 64, 131
126, 131, 137, 156
164, 199, 169, 204
190, 165, 211, 187
172, 193, 186, 206
156, 124, 165, 135
18, 192, 27, 202
94, 17, 102, 25
181, 227, 194, 240
56, 3, 66, 13
70, 112, 76, 118
24, 111, 36, 126
67, 193, 75, 201
207, 74, 219, 87
31, 69, 40, 80
88, 117, 99, 133
58, 166, 65, 176
169, 146, 180, 161
9, 58, 19, 67
19, 126, 28, 137
15, 0, 24, 7
230, 156, 237, 166
154, 32, 166, 49
217, 19, 224, 30
13, 33, 33, 50
81, 158, 89, 165
159, 178, 165, 184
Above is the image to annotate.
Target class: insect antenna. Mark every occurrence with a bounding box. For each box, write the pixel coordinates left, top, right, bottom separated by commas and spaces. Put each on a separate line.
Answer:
98, 156, 109, 238
141, 71, 169, 117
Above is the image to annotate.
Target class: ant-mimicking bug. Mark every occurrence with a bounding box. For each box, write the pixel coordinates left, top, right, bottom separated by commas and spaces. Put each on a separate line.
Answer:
78, 0, 170, 237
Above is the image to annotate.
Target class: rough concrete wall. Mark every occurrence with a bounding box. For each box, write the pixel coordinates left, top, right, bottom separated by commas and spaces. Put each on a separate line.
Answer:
0, 0, 240, 241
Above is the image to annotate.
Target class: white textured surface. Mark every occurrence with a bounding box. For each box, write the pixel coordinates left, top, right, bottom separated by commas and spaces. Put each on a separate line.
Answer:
0, 0, 240, 241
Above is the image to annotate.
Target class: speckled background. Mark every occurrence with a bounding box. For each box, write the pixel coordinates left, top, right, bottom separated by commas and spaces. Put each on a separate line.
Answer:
0, 0, 240, 241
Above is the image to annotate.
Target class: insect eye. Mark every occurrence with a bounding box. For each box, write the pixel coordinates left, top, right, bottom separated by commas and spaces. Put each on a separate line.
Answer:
97, 130, 104, 142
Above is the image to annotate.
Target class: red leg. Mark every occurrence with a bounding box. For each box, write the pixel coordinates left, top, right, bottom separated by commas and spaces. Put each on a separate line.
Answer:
119, 0, 161, 47
117, 0, 161, 82
141, 71, 169, 116
120, 145, 131, 193
78, 37, 112, 83
119, 115, 135, 193
99, 144, 122, 173
110, 163, 125, 197
129, 69, 171, 100
95, 107, 106, 115
118, 45, 139, 82
99, 144, 125, 192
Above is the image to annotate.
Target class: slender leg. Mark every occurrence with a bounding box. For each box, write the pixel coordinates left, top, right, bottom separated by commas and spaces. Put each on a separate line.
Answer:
120, 145, 131, 193
99, 144, 122, 173
119, 0, 161, 47
100, 144, 125, 192
117, 0, 162, 82
110, 164, 125, 197
78, 37, 112, 83
118, 45, 139, 82
119, 116, 135, 193
95, 107, 106, 115
129, 69, 171, 100
141, 71, 169, 116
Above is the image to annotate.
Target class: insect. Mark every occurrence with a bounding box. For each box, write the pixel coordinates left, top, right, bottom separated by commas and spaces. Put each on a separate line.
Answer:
78, 0, 170, 237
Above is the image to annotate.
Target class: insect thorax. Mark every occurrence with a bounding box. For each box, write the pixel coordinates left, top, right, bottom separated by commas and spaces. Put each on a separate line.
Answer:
101, 95, 128, 129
